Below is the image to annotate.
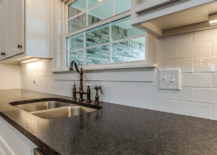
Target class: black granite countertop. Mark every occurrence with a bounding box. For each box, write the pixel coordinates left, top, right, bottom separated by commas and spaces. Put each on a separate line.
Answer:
1, 90, 217, 155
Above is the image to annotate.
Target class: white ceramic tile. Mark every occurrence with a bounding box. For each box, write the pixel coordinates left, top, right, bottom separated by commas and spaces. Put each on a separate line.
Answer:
178, 41, 212, 58
108, 94, 133, 106
103, 83, 123, 95
141, 86, 164, 99
165, 45, 178, 60
156, 39, 165, 61
213, 40, 217, 56
212, 105, 217, 120
194, 57, 217, 72
122, 85, 141, 97
153, 74, 159, 86
131, 97, 152, 110
182, 73, 212, 88
157, 61, 165, 71
163, 33, 193, 47
153, 98, 178, 114
178, 101, 212, 120
195, 88, 217, 104
165, 87, 194, 102
194, 28, 217, 43
165, 59, 193, 73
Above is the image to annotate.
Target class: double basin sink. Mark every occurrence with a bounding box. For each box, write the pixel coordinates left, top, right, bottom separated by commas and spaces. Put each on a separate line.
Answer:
14, 101, 98, 119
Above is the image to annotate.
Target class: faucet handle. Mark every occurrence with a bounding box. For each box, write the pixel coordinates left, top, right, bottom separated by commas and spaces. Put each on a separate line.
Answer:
71, 82, 78, 86
94, 86, 102, 94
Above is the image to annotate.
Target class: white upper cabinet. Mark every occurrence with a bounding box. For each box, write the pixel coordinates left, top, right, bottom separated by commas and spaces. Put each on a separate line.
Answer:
0, 0, 53, 63
131, 0, 217, 37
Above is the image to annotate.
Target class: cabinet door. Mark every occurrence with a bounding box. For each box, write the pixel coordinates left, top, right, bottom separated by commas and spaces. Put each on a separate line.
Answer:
0, 0, 24, 60
11, 0, 25, 56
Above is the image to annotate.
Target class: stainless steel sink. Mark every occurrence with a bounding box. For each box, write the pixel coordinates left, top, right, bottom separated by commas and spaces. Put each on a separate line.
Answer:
13, 100, 98, 119
15, 101, 75, 113
30, 106, 97, 119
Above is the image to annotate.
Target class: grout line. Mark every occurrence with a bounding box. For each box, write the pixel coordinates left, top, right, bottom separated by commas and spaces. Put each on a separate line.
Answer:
193, 87, 195, 102
211, 104, 213, 120
211, 73, 213, 88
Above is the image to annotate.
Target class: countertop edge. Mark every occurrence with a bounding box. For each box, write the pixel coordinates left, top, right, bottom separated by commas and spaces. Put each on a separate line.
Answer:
0, 112, 60, 155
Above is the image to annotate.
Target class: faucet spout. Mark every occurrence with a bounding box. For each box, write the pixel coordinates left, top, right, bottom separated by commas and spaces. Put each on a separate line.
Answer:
69, 61, 80, 73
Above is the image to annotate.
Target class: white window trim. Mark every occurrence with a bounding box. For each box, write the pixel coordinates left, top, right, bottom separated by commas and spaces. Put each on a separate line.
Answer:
55, 0, 157, 73
52, 61, 158, 73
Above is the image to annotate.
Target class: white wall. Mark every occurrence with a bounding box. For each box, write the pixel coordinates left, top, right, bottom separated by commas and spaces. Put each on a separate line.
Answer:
0, 64, 20, 90
20, 27, 217, 121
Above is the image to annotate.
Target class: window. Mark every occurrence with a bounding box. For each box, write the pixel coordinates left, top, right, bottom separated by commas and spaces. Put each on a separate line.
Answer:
65, 0, 145, 67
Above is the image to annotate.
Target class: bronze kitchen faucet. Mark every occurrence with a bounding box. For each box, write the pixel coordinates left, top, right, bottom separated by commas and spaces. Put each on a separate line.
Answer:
69, 61, 102, 106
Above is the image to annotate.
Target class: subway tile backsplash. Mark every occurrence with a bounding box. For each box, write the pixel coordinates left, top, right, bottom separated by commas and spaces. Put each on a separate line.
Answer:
178, 41, 212, 59
21, 27, 217, 120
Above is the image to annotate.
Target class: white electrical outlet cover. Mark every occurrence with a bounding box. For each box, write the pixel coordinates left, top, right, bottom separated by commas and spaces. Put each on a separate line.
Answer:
159, 69, 181, 91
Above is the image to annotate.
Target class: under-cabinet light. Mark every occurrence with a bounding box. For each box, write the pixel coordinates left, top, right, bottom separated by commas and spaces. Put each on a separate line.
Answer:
21, 58, 50, 64
209, 13, 217, 26
21, 58, 39, 64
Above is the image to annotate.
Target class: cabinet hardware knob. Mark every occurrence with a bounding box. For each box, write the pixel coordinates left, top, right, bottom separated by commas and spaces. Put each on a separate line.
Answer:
1, 52, 6, 56
18, 44, 22, 49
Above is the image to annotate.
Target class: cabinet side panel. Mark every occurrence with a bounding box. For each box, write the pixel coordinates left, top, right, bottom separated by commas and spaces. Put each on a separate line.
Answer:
53, 0, 64, 70
25, 0, 53, 58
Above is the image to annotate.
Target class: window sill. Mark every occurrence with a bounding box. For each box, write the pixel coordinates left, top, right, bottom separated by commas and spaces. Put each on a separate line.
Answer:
52, 62, 158, 73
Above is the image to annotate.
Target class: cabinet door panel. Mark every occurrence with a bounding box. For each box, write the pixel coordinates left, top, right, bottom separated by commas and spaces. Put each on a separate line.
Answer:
1, 0, 24, 60
12, 0, 25, 55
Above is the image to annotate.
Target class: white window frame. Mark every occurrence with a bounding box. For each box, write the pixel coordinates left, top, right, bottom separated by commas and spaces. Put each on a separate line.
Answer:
62, 0, 147, 70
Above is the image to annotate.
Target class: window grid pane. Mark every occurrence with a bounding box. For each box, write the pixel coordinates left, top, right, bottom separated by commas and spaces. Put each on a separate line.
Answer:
88, 0, 112, 25
112, 37, 145, 63
86, 45, 110, 65
68, 0, 86, 19
66, 16, 145, 67
66, 33, 84, 51
111, 16, 145, 41
68, 0, 131, 33
68, 13, 87, 33
86, 24, 109, 47
66, 50, 85, 67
